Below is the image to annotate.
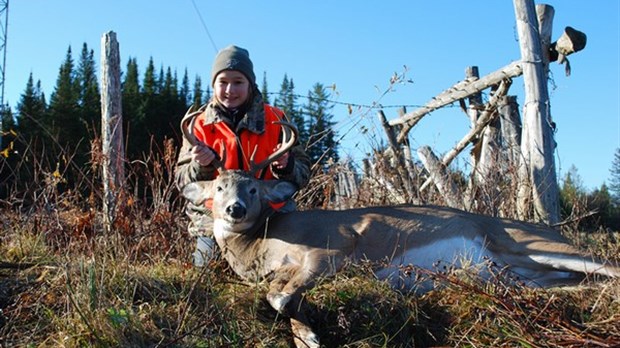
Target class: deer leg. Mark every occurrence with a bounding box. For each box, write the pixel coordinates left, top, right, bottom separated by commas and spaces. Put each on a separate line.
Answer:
268, 266, 320, 348
290, 310, 319, 348
270, 254, 343, 314
267, 264, 305, 313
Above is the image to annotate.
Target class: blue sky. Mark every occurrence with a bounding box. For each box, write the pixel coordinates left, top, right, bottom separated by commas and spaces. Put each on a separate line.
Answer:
3, 1, 619, 190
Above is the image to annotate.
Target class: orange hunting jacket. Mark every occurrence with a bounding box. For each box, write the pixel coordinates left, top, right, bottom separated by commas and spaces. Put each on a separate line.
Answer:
175, 99, 311, 190
193, 105, 285, 180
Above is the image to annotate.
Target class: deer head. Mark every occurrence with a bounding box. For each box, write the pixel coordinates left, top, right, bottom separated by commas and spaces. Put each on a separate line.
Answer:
182, 170, 298, 231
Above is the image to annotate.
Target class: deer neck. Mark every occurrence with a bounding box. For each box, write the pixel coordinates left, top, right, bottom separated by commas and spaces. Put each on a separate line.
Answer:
213, 209, 279, 281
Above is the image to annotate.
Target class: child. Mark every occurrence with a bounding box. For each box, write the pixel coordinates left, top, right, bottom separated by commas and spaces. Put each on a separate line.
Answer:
175, 45, 311, 265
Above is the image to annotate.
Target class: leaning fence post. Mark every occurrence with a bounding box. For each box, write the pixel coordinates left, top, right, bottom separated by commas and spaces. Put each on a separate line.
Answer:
100, 31, 125, 233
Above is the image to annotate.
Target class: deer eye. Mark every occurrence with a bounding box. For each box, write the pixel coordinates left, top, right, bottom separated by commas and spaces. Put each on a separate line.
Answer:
249, 188, 257, 195
216, 185, 224, 192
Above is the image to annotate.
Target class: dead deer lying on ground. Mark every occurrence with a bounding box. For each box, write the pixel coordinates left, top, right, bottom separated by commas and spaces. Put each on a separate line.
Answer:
181, 119, 620, 348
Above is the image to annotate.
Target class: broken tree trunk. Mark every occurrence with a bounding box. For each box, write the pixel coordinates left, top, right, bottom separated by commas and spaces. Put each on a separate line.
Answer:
101, 31, 126, 233
419, 79, 512, 192
513, 0, 560, 225
417, 146, 463, 209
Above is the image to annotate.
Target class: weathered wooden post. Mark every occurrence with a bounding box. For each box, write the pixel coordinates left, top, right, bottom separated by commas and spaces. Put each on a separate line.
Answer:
498, 95, 522, 167
100, 31, 125, 233
465, 66, 482, 175
513, 0, 560, 224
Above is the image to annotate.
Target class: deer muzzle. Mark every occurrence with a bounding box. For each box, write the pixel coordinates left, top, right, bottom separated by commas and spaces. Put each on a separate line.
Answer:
226, 202, 246, 220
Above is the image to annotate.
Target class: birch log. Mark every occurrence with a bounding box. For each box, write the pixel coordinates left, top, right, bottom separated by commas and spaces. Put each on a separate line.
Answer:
513, 0, 560, 225
101, 31, 126, 233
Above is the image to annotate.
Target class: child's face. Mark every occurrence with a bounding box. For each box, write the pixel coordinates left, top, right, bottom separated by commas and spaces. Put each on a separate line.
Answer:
214, 70, 251, 109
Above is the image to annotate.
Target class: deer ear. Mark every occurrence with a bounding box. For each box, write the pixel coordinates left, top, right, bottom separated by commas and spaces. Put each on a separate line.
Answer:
182, 181, 214, 205
263, 180, 298, 203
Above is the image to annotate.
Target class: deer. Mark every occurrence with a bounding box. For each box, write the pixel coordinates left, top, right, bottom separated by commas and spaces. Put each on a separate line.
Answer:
180, 117, 620, 348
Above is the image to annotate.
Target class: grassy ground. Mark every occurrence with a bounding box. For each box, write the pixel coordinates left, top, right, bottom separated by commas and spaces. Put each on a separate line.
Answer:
1, 204, 619, 348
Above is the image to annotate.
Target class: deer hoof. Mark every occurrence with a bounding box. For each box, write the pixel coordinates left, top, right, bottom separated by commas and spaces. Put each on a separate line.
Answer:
293, 331, 319, 348
267, 292, 291, 313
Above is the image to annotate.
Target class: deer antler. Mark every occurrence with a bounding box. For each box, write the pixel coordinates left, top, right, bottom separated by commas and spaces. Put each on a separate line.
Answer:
180, 107, 226, 170
249, 121, 299, 176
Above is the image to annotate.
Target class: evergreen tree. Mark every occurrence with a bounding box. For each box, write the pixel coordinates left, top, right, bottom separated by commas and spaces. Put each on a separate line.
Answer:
192, 75, 203, 108
1, 106, 15, 155
180, 69, 191, 108
134, 57, 159, 157
160, 67, 184, 141
261, 71, 269, 104
157, 66, 165, 95
0, 106, 17, 196
1, 106, 14, 131
274, 74, 307, 145
48, 46, 81, 151
75, 43, 101, 141
16, 73, 47, 141
609, 148, 620, 206
587, 183, 618, 229
304, 82, 338, 166
142, 58, 157, 96
122, 57, 143, 158
559, 165, 586, 220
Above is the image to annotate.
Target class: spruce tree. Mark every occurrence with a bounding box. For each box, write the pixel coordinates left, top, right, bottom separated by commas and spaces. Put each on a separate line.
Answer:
274, 74, 307, 145
134, 57, 159, 157
587, 183, 617, 229
261, 71, 269, 104
0, 107, 15, 155
192, 75, 203, 108
304, 82, 338, 166
75, 43, 101, 142
609, 148, 620, 206
142, 58, 157, 96
559, 165, 585, 220
160, 67, 183, 141
0, 106, 17, 196
122, 57, 143, 158
180, 69, 191, 108
48, 46, 80, 152
1, 106, 14, 131
16, 73, 47, 141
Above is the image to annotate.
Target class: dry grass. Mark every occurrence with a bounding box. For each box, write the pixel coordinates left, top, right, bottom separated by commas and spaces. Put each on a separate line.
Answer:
1, 140, 620, 347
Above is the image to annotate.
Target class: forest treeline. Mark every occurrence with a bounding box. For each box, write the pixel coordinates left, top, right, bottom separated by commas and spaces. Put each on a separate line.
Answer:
0, 43, 339, 198
1, 42, 619, 232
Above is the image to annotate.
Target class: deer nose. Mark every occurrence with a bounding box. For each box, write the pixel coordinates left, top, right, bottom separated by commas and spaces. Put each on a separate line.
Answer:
226, 202, 246, 219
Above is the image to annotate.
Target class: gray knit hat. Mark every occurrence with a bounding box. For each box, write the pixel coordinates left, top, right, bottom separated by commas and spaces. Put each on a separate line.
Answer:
211, 45, 256, 87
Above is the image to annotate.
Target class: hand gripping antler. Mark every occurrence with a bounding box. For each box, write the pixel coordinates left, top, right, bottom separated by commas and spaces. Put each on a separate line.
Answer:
248, 121, 299, 176
180, 106, 226, 171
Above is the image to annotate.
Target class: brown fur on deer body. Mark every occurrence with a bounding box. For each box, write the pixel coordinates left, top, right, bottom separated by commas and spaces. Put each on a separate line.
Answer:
182, 170, 620, 348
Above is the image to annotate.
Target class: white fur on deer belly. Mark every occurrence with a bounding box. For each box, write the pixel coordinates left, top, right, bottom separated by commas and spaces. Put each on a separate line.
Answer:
374, 236, 494, 280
